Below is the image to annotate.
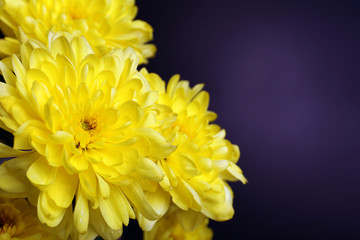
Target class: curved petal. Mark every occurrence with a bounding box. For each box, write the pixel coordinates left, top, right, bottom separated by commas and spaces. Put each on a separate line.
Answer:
122, 182, 160, 221
47, 168, 78, 208
74, 187, 89, 234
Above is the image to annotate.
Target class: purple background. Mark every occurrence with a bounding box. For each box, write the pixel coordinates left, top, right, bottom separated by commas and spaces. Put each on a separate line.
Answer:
129, 1, 360, 239
0, 1, 358, 239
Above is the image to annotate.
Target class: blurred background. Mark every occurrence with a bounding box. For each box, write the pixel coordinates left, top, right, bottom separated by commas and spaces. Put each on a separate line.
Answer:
127, 0, 360, 239
0, 1, 359, 239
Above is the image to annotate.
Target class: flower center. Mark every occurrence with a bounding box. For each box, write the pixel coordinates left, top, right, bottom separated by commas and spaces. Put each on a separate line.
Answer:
68, 5, 85, 20
76, 117, 101, 149
81, 119, 97, 131
172, 119, 194, 140
69, 11, 84, 20
0, 205, 20, 235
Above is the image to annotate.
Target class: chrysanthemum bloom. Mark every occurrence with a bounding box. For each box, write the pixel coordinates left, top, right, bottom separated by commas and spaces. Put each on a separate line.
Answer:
0, 30, 175, 239
144, 206, 213, 240
0, 196, 62, 239
0, 0, 155, 63
138, 69, 247, 229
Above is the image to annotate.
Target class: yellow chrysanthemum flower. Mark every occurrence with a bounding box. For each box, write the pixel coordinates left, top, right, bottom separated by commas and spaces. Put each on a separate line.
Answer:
0, 30, 175, 239
144, 206, 213, 240
0, 0, 155, 63
140, 69, 247, 224
0, 196, 61, 240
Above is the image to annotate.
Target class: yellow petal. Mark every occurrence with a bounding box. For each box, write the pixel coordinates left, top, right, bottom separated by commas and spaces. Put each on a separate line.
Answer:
136, 156, 163, 181
122, 182, 160, 221
85, 148, 102, 164
76, 82, 90, 104
175, 209, 206, 232
96, 174, 110, 199
138, 90, 158, 108
131, 128, 176, 160
158, 160, 177, 189
29, 48, 55, 71
37, 192, 66, 227
0, 143, 27, 157
0, 38, 19, 60
169, 153, 198, 179
137, 187, 170, 231
0, 163, 28, 196
171, 178, 201, 211
74, 187, 89, 234
66, 154, 89, 172
12, 55, 28, 99
98, 146, 123, 167
50, 35, 75, 63
47, 168, 78, 208
201, 181, 234, 221
221, 162, 247, 184
90, 209, 123, 240
45, 142, 63, 167
71, 36, 94, 67
26, 157, 57, 190
79, 169, 97, 203
98, 189, 123, 229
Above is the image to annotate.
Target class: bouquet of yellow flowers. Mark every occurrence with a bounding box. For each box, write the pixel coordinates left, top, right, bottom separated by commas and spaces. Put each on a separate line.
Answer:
0, 0, 246, 239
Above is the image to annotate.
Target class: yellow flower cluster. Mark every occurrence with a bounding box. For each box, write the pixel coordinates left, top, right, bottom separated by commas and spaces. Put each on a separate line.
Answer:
0, 0, 246, 239
0, 196, 63, 239
144, 205, 213, 240
0, 0, 155, 63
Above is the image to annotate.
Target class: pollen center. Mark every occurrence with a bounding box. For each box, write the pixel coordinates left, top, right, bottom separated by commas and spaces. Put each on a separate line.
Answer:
76, 117, 101, 149
0, 206, 19, 235
69, 7, 85, 20
172, 119, 194, 140
81, 119, 97, 132
70, 12, 83, 20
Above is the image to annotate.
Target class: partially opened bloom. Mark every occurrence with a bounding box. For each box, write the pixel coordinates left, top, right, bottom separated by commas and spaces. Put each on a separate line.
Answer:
144, 206, 213, 240
0, 196, 61, 239
0, 30, 174, 238
140, 69, 247, 225
0, 0, 155, 63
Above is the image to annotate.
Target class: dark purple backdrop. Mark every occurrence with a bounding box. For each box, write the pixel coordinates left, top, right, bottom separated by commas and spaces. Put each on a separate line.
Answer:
0, 1, 358, 239
123, 1, 360, 239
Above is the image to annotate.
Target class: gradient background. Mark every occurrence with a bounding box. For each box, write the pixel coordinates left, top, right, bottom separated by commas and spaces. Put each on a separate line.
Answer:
0, 1, 359, 239
126, 1, 360, 239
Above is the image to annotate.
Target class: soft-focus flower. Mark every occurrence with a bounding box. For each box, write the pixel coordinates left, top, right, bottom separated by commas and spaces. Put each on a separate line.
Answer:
140, 69, 247, 225
0, 30, 175, 239
0, 0, 155, 63
144, 206, 213, 240
0, 196, 61, 239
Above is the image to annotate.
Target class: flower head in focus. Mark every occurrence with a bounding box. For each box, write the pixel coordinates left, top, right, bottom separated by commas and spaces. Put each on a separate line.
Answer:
140, 69, 247, 225
0, 0, 155, 63
0, 30, 175, 238
0, 196, 61, 239
144, 206, 213, 240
